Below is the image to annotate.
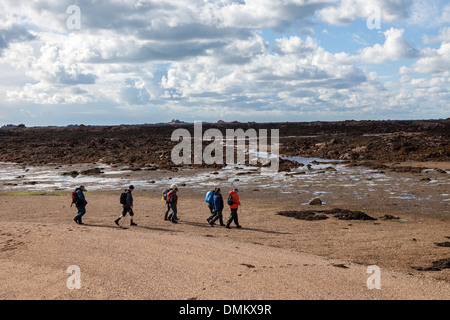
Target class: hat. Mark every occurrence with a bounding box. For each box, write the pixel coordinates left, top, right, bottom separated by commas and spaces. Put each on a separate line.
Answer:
171, 184, 178, 189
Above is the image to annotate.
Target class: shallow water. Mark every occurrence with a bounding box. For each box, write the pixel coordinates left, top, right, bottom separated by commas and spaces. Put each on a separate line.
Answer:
0, 160, 448, 212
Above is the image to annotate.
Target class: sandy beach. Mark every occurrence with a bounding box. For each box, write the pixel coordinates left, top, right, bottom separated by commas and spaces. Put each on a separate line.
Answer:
1, 0, 450, 303
1, 175, 449, 299
0, 122, 449, 300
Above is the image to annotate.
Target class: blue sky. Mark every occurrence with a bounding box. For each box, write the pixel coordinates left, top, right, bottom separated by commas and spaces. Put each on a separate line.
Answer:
0, 0, 449, 126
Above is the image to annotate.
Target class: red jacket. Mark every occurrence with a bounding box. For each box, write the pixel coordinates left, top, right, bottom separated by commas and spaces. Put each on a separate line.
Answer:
167, 190, 178, 205
228, 191, 240, 209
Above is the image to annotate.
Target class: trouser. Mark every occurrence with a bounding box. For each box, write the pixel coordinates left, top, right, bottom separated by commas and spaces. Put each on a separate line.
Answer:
168, 204, 178, 221
226, 208, 239, 227
164, 203, 171, 219
210, 208, 224, 225
122, 205, 134, 218
74, 204, 86, 222
207, 203, 215, 221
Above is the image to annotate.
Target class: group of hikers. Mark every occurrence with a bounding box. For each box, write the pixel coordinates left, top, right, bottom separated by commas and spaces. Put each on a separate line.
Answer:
205, 187, 241, 228
71, 184, 242, 229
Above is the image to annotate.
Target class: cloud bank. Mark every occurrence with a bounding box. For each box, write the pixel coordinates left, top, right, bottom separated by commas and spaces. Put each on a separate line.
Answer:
0, 0, 448, 125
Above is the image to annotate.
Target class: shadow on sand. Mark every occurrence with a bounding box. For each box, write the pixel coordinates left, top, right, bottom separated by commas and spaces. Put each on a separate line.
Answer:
80, 223, 180, 233
180, 220, 292, 235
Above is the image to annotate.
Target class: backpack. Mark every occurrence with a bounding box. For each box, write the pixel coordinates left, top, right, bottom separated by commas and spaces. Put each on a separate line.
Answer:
205, 190, 214, 204
227, 193, 235, 206
71, 190, 79, 207
120, 191, 127, 205
167, 190, 176, 204
162, 189, 170, 201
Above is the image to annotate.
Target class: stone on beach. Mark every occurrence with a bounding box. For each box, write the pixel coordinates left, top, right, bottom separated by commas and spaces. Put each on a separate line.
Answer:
308, 198, 322, 205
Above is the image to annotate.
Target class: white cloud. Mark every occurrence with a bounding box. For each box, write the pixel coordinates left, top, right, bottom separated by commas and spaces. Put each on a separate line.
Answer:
411, 42, 450, 74
319, 0, 412, 25
423, 27, 450, 44
358, 28, 418, 63
0, 0, 448, 123
409, 0, 450, 27
273, 36, 319, 55
120, 78, 152, 105
211, 0, 329, 31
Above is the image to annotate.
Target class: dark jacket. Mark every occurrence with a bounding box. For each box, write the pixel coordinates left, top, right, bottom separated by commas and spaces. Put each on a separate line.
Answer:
75, 188, 87, 206
124, 189, 133, 207
213, 192, 224, 211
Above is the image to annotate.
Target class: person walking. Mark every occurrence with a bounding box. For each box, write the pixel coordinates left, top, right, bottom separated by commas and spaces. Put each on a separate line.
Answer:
73, 185, 87, 225
115, 185, 137, 227
209, 188, 225, 227
166, 186, 179, 223
205, 188, 216, 224
226, 188, 241, 229
163, 185, 176, 221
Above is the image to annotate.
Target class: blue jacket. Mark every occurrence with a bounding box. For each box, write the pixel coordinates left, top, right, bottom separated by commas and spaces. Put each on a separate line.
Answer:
213, 192, 224, 211
75, 188, 87, 206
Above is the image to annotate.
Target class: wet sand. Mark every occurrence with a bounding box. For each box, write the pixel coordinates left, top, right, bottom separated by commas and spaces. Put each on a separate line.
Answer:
1, 122, 448, 299
1, 144, 449, 300
1, 180, 449, 299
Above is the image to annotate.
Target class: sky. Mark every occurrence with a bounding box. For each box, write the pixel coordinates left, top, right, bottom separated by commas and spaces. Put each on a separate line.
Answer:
0, 0, 449, 126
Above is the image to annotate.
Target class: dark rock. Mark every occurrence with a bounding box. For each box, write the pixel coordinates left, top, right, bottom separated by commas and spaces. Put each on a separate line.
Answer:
435, 242, 450, 247
330, 208, 377, 221
412, 257, 450, 271
277, 211, 329, 221
380, 214, 400, 220
308, 198, 322, 205
62, 171, 79, 177
80, 168, 104, 175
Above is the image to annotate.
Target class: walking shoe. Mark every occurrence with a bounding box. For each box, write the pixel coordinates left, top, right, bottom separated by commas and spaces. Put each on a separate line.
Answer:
114, 218, 120, 226
171, 220, 178, 224
236, 225, 242, 229
130, 222, 137, 226
225, 225, 231, 229
209, 221, 215, 227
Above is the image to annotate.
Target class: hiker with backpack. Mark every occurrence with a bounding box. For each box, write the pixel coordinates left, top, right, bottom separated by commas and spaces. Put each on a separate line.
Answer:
163, 184, 177, 221
205, 188, 217, 224
115, 185, 137, 227
208, 188, 225, 227
72, 185, 87, 225
166, 186, 179, 223
226, 188, 241, 229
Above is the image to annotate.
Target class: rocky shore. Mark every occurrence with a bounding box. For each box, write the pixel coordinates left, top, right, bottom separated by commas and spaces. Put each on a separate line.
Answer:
0, 120, 448, 169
